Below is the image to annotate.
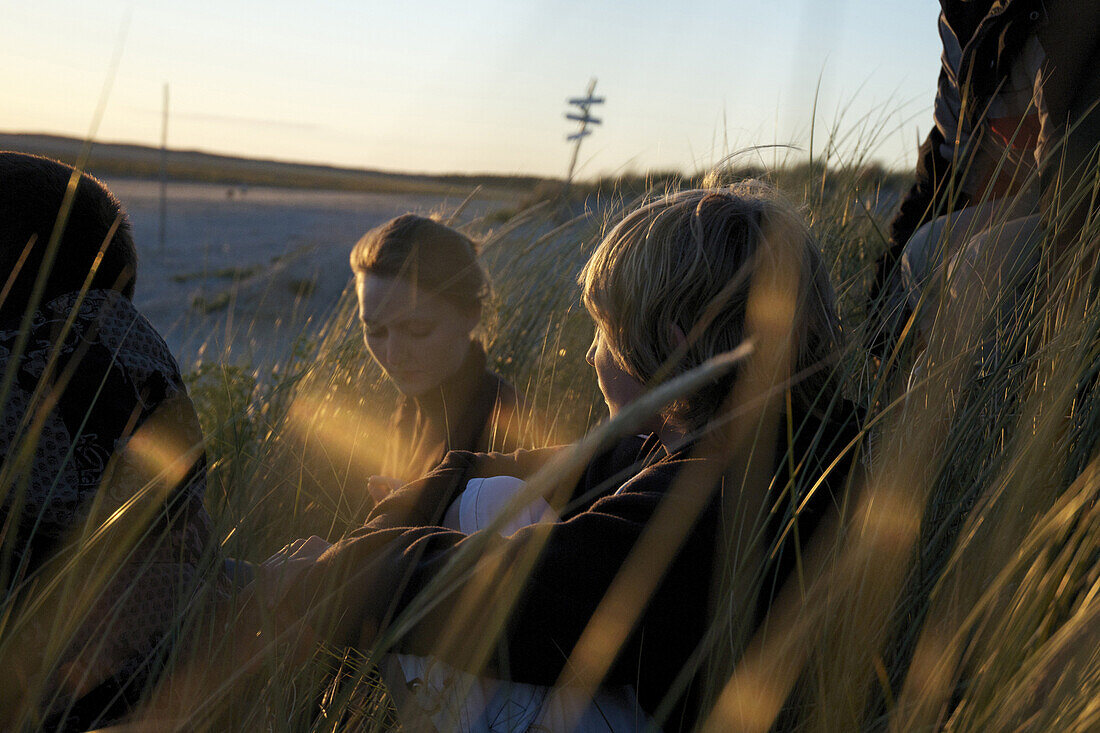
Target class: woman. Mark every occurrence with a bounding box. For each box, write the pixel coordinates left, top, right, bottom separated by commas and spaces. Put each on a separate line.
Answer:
867, 0, 1100, 353
255, 184, 862, 731
0, 153, 218, 731
350, 214, 525, 498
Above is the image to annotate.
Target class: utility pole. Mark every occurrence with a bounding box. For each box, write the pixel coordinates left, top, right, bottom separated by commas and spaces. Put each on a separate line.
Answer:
563, 78, 603, 195
158, 83, 169, 252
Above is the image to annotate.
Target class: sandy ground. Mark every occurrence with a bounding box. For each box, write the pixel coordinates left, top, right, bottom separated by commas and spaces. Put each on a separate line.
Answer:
109, 179, 506, 372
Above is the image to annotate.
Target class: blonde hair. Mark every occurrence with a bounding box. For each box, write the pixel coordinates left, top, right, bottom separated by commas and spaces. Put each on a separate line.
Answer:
580, 182, 841, 428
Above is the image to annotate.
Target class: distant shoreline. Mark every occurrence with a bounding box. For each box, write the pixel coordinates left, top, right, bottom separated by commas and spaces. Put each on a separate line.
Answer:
0, 131, 545, 198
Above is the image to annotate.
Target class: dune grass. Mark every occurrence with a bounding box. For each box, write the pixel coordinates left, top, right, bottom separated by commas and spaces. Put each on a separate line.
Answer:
3, 120, 1100, 732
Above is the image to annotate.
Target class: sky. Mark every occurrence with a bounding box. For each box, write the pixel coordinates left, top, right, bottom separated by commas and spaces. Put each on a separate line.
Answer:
2, 1, 943, 179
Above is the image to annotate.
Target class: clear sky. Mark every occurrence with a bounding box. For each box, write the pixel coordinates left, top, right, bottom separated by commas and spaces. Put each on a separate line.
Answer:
3, 1, 943, 179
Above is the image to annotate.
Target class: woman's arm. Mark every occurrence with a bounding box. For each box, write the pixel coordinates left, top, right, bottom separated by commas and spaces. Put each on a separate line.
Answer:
362, 447, 565, 530
292, 460, 716, 691
1035, 0, 1100, 260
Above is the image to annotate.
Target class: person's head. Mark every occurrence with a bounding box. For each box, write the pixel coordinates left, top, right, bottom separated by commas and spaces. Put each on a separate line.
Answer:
350, 214, 488, 397
580, 182, 841, 430
0, 153, 137, 324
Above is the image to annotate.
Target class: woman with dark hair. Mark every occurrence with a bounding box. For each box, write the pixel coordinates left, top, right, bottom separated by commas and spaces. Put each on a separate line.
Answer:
0, 152, 218, 731
350, 214, 526, 498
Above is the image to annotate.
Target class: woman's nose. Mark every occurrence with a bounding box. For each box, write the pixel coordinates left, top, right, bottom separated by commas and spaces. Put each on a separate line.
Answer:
586, 335, 597, 366
387, 338, 405, 365
385, 334, 411, 365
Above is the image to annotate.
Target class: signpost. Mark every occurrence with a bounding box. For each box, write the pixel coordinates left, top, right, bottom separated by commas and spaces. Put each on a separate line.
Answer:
564, 78, 603, 194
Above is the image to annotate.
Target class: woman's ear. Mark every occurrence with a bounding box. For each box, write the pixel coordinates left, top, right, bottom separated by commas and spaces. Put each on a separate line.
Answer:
669, 322, 688, 350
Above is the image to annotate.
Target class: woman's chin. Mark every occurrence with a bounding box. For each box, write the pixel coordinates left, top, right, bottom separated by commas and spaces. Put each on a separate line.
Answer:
390, 373, 434, 397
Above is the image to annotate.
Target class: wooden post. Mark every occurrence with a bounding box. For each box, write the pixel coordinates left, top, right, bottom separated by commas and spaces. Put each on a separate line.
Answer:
158, 83, 169, 252
563, 78, 603, 197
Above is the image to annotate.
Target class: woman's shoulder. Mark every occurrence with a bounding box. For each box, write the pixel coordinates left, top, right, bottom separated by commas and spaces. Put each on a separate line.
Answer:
480, 366, 519, 409
476, 366, 545, 451
793, 399, 866, 483
614, 446, 705, 494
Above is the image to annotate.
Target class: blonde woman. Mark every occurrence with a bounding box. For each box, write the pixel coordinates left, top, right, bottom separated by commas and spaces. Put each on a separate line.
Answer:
251, 183, 862, 731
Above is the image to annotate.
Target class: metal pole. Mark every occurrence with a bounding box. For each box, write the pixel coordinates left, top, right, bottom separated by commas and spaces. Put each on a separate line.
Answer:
158, 83, 169, 252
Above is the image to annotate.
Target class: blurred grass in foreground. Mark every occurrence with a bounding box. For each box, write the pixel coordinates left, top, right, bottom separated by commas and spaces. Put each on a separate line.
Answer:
4, 119, 1100, 731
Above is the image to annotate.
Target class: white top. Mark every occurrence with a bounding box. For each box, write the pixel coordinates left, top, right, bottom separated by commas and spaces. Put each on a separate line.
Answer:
387, 475, 659, 731
441, 475, 556, 536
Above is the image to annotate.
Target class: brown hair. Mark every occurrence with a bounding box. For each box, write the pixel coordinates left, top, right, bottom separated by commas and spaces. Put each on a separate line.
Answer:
581, 182, 841, 429
349, 214, 487, 311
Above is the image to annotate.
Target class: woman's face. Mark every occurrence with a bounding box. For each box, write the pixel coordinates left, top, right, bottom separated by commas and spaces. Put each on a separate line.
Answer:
356, 273, 479, 398
586, 327, 644, 418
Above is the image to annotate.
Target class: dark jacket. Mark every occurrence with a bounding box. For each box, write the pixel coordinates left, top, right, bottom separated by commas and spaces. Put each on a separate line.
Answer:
876, 0, 1100, 295
300, 404, 863, 731
384, 344, 523, 482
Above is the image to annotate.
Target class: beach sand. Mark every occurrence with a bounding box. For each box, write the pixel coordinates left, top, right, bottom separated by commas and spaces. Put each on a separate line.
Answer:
110, 179, 503, 372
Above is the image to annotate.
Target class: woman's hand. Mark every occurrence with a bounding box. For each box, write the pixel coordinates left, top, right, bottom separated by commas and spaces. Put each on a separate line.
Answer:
229, 536, 333, 667
367, 475, 403, 502
258, 536, 333, 586
134, 537, 333, 722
